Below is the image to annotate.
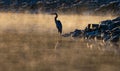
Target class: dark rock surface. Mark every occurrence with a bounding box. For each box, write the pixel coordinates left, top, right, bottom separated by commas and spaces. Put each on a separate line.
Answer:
0, 0, 120, 14
94, 1, 120, 15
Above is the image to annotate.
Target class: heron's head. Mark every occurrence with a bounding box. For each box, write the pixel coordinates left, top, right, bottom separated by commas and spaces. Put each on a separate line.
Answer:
51, 13, 58, 16
51, 13, 57, 15
51, 13, 58, 19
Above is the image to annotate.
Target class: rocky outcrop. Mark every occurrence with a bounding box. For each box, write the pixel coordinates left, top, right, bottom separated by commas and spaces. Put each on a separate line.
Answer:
62, 17, 120, 42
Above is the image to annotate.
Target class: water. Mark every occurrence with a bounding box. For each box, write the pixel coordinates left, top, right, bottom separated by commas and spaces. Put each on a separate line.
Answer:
0, 33, 120, 71
0, 13, 119, 71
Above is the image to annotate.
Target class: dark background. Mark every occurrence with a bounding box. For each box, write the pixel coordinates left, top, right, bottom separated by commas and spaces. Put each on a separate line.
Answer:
0, 0, 120, 15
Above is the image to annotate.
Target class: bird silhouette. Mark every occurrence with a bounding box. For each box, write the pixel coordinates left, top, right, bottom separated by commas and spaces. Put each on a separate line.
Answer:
52, 13, 62, 35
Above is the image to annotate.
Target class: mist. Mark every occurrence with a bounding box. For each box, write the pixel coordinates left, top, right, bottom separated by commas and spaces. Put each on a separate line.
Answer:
0, 12, 116, 34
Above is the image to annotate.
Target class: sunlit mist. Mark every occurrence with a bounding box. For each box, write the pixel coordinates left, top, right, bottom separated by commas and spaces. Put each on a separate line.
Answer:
0, 12, 116, 34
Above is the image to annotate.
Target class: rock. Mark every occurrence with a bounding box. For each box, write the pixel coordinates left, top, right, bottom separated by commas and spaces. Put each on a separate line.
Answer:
109, 34, 120, 42
101, 20, 113, 26
112, 17, 120, 22
108, 21, 120, 30
62, 32, 73, 37
63, 16, 120, 42
92, 24, 99, 29
72, 29, 82, 37
103, 31, 111, 41
94, 1, 120, 15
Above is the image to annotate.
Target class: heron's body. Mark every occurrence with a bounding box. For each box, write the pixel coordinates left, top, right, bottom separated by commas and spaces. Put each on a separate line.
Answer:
54, 13, 62, 35
55, 20, 62, 34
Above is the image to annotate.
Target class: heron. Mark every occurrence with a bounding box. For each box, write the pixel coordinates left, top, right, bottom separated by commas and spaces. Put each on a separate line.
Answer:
51, 13, 62, 35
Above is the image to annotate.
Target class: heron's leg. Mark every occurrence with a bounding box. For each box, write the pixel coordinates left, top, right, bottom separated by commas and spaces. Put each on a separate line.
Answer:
58, 31, 62, 36
54, 36, 62, 50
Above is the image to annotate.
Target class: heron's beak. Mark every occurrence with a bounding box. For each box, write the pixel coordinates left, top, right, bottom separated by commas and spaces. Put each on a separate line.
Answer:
51, 12, 57, 15
50, 13, 55, 15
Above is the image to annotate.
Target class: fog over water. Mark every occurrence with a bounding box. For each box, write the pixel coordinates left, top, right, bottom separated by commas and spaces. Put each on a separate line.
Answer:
0, 13, 115, 34
0, 12, 119, 71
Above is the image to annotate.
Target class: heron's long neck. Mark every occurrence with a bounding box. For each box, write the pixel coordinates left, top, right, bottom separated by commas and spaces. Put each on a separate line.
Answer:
55, 14, 58, 22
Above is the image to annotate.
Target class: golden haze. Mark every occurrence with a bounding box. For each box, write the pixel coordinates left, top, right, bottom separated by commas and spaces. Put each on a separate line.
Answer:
0, 12, 116, 34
